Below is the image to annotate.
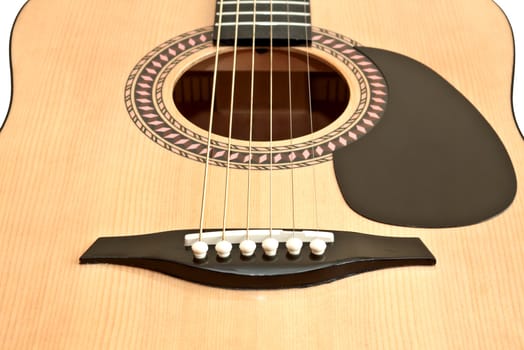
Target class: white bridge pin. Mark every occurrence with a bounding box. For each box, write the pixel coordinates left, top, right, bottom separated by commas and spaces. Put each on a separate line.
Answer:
309, 238, 327, 256
239, 239, 256, 257
286, 237, 303, 256
215, 240, 233, 258
262, 237, 279, 257
191, 241, 209, 260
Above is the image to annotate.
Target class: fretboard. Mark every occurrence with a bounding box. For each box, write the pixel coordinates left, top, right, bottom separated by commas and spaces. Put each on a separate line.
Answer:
213, 0, 312, 46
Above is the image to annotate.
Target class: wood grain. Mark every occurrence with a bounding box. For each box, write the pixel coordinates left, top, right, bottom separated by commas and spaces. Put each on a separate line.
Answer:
0, 0, 523, 348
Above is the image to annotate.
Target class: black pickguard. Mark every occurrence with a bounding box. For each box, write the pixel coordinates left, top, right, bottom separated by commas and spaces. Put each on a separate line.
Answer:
333, 47, 517, 228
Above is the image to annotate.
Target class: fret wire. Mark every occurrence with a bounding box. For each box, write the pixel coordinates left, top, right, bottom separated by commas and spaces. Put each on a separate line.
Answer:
218, 0, 309, 4
215, 22, 311, 26
218, 11, 310, 16
218, 4, 310, 11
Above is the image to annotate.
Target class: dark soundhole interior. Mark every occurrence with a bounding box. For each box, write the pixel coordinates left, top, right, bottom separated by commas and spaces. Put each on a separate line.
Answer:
174, 49, 350, 141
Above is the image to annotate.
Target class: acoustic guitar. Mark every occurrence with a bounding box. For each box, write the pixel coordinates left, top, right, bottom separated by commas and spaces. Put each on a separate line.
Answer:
1, 0, 522, 348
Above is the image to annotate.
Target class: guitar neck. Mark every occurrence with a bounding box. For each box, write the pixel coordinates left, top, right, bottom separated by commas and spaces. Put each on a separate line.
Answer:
213, 0, 312, 46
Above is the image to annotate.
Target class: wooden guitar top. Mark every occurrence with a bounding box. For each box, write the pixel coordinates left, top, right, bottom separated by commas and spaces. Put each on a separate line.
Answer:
0, 0, 523, 348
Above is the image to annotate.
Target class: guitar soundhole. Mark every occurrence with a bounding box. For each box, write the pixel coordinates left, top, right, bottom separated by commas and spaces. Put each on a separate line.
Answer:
173, 49, 349, 141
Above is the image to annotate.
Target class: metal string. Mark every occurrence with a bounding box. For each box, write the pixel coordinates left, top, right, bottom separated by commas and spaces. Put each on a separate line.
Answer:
286, 1, 297, 236
221, 0, 242, 240
200, 0, 313, 242
198, 0, 226, 240
303, 0, 319, 230
246, 0, 257, 239
269, 0, 274, 238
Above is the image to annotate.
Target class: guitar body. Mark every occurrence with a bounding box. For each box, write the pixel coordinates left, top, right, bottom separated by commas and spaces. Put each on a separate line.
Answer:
1, 0, 523, 348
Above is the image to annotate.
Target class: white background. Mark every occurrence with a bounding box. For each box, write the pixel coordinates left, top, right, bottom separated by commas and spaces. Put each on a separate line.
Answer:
0, 1, 522, 133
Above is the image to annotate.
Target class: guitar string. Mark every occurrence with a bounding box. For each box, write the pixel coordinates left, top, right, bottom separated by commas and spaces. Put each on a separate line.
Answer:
303, 0, 319, 230
287, 1, 297, 236
245, 0, 257, 239
269, 0, 274, 238
198, 0, 225, 241
221, 0, 242, 240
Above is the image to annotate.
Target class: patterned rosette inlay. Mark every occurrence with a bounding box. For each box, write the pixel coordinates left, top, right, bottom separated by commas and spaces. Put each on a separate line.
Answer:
125, 27, 388, 169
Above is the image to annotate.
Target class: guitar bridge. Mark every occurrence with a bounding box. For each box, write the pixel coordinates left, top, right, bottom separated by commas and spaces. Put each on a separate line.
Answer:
80, 229, 436, 289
